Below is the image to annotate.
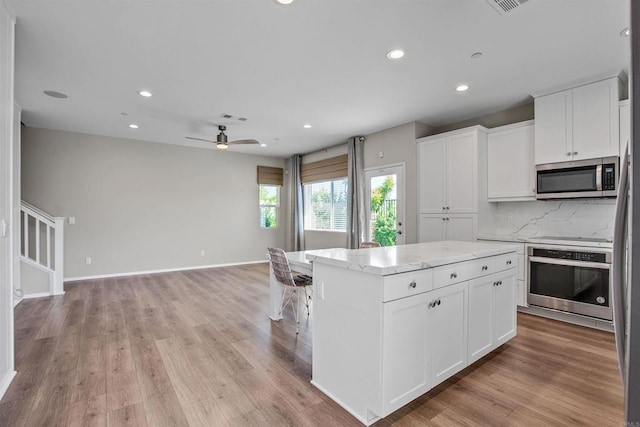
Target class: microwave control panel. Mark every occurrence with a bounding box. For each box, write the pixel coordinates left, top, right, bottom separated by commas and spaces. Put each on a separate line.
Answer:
603, 164, 616, 191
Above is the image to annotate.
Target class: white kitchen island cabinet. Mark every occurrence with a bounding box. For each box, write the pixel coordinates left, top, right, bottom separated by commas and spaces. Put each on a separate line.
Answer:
307, 241, 517, 426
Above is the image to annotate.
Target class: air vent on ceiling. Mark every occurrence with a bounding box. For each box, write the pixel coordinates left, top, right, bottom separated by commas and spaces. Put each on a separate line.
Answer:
220, 113, 233, 119
219, 113, 248, 122
484, 0, 529, 15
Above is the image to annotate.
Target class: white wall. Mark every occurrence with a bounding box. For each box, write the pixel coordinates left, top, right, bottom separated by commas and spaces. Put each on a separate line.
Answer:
21, 127, 289, 279
0, 0, 15, 399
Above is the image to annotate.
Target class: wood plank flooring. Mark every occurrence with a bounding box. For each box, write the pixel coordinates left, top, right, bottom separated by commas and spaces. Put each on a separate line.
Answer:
0, 263, 624, 426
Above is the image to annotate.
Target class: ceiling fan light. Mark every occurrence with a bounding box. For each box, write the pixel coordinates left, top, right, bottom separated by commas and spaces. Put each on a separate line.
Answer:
217, 143, 229, 150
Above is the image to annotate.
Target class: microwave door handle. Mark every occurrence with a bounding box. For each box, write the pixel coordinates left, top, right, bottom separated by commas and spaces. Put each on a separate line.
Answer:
529, 256, 611, 270
595, 164, 602, 191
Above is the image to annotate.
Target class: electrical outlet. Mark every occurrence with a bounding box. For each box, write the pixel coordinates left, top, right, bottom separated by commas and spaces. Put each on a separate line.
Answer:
200, 250, 205, 257
69, 217, 76, 225
85, 257, 92, 265
318, 281, 324, 300
378, 151, 384, 158
507, 211, 514, 220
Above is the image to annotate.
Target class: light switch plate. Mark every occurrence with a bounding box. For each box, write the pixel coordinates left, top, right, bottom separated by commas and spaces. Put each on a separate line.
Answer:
69, 217, 76, 225
85, 257, 92, 265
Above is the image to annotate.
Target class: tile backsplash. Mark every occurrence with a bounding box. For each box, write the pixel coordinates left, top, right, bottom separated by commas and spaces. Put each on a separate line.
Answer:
493, 199, 617, 239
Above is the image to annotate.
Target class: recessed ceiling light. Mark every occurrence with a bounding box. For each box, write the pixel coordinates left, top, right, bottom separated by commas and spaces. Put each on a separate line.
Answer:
303, 124, 312, 129
274, 0, 294, 4
43, 90, 68, 99
470, 52, 483, 59
620, 28, 630, 37
137, 90, 152, 97
129, 124, 139, 129
260, 143, 267, 147
456, 84, 469, 92
386, 49, 405, 60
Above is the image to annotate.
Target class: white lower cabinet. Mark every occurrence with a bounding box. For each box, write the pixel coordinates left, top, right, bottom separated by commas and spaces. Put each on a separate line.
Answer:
419, 214, 477, 243
382, 280, 468, 415
468, 269, 517, 364
382, 292, 431, 414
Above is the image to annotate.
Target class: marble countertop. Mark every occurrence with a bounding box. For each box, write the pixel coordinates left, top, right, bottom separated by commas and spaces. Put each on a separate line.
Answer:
477, 234, 613, 249
304, 241, 518, 276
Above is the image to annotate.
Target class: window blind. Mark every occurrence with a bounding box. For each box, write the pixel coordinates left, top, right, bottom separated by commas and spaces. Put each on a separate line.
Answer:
300, 154, 348, 184
257, 166, 284, 186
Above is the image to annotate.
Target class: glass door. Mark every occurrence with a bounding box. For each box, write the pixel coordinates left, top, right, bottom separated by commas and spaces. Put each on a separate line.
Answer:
364, 165, 404, 246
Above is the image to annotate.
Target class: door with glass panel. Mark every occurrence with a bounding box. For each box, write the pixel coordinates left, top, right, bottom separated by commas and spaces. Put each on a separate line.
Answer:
365, 165, 405, 246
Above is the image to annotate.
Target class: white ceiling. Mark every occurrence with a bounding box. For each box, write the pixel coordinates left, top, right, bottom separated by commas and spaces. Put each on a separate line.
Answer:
9, 0, 630, 158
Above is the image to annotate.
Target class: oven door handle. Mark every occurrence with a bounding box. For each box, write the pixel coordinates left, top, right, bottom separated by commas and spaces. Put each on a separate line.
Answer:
529, 256, 611, 270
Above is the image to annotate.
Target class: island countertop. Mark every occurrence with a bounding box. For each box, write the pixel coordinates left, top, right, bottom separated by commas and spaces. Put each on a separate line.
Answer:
305, 240, 518, 276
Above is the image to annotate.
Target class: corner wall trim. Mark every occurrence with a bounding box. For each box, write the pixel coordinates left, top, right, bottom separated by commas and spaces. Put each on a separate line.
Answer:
0, 370, 17, 401
64, 260, 269, 283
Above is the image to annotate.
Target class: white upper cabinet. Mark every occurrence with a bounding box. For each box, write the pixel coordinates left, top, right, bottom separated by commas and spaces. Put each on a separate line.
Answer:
417, 127, 484, 214
487, 121, 535, 202
534, 77, 621, 164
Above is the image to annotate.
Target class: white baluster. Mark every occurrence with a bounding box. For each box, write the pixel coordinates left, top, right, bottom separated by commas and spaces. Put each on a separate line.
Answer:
35, 218, 41, 264
46, 224, 51, 269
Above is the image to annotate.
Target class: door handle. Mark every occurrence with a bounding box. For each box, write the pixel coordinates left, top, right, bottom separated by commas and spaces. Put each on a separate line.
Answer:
397, 230, 403, 235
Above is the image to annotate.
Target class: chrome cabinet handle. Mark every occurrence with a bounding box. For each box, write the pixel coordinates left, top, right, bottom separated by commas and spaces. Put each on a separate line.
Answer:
409, 281, 417, 289
437, 299, 441, 305
442, 217, 446, 221
450, 273, 457, 279
573, 151, 578, 155
482, 265, 488, 271
506, 260, 512, 265
445, 217, 450, 221
567, 152, 572, 156
442, 206, 446, 210
446, 206, 450, 210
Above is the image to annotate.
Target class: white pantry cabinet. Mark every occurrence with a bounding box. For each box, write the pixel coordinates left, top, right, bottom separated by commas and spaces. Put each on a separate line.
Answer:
419, 214, 476, 243
487, 121, 536, 201
417, 127, 486, 214
534, 77, 621, 164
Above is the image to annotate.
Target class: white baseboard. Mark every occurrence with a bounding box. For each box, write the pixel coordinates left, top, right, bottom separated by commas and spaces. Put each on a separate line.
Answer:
0, 370, 16, 401
21, 292, 51, 300
64, 259, 268, 283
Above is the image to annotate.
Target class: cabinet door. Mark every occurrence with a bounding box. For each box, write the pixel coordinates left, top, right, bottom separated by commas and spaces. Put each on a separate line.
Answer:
382, 292, 431, 414
428, 281, 468, 384
572, 78, 619, 160
446, 133, 476, 213
534, 90, 572, 164
419, 215, 446, 243
446, 215, 476, 242
493, 271, 517, 346
487, 124, 535, 200
620, 102, 630, 156
467, 275, 495, 364
418, 139, 446, 213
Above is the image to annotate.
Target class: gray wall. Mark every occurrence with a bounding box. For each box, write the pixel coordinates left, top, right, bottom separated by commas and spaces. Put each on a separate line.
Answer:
432, 103, 534, 134
21, 127, 288, 279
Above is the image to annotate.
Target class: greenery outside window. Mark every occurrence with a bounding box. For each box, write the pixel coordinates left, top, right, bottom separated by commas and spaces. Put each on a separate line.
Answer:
259, 185, 279, 228
304, 178, 347, 231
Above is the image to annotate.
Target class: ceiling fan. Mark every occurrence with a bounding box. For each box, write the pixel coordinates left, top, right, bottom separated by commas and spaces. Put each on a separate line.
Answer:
185, 125, 259, 150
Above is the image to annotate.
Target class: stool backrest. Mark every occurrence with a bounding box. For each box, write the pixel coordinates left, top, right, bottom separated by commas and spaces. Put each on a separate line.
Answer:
360, 241, 381, 248
267, 247, 296, 287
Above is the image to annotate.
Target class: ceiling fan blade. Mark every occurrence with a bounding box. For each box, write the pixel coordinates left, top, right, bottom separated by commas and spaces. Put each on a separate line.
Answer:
229, 139, 259, 145
185, 136, 217, 143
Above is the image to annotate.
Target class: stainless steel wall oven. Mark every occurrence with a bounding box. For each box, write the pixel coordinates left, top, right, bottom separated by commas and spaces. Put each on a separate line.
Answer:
528, 245, 612, 320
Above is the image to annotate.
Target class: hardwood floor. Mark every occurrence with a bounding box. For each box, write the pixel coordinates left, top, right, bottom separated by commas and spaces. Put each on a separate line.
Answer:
0, 263, 624, 426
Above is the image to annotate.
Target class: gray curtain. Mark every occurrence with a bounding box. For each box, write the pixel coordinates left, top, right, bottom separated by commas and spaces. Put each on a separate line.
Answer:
347, 136, 365, 249
289, 154, 305, 251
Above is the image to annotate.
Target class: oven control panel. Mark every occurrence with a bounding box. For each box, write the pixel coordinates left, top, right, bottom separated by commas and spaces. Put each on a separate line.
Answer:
531, 248, 608, 263
603, 163, 616, 191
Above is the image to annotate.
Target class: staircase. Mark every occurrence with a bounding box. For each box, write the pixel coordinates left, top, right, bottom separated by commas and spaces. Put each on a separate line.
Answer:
18, 201, 65, 300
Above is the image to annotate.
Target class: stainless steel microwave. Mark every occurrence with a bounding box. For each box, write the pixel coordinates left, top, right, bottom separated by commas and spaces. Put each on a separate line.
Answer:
536, 156, 619, 199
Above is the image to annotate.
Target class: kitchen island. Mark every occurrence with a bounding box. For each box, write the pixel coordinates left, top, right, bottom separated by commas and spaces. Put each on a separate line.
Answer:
307, 240, 518, 426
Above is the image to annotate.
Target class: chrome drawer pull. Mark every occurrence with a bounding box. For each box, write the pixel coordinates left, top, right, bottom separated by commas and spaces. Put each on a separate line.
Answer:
409, 281, 417, 289
506, 260, 512, 265
482, 265, 488, 271
450, 273, 457, 279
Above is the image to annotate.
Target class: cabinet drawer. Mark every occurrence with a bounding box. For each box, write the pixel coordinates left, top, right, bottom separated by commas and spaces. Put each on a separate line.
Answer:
433, 261, 469, 289
496, 252, 517, 272
383, 270, 434, 302
468, 257, 495, 278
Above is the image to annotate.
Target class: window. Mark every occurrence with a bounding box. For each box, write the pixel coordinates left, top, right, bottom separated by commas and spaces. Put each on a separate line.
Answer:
304, 178, 348, 231
259, 185, 279, 228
